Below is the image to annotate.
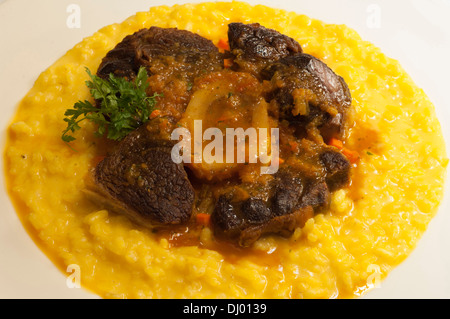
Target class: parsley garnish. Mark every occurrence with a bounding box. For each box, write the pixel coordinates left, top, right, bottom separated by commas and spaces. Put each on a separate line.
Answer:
61, 66, 160, 143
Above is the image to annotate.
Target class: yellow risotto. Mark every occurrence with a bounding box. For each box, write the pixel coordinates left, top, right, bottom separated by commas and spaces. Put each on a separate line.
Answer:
4, 2, 448, 298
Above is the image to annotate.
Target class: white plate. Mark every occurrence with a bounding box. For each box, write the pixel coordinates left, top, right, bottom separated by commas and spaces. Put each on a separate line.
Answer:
1, 0, 449, 299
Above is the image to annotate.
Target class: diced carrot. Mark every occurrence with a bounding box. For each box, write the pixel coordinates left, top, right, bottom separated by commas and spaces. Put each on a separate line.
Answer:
328, 137, 359, 164
217, 38, 230, 51
224, 58, 233, 68
328, 137, 344, 150
288, 140, 299, 152
342, 148, 360, 164
150, 109, 161, 119
196, 213, 211, 226
277, 157, 285, 165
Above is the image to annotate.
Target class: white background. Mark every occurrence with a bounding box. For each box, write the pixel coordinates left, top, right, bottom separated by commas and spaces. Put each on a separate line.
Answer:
0, 0, 449, 298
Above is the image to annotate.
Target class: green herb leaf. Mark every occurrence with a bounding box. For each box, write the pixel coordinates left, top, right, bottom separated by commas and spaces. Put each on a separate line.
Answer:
61, 66, 160, 143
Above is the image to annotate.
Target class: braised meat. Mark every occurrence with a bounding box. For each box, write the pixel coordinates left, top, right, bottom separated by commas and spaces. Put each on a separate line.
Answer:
89, 27, 224, 229
178, 69, 271, 182
89, 125, 194, 226
227, 22, 302, 77
320, 150, 351, 191
211, 194, 315, 247
86, 23, 354, 247
98, 27, 224, 120
98, 26, 223, 81
88, 27, 223, 227
210, 144, 349, 247
262, 53, 352, 142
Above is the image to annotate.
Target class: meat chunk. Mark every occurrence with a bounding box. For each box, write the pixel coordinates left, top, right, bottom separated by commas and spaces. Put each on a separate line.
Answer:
211, 168, 330, 247
87, 125, 194, 227
211, 194, 314, 247
227, 22, 302, 77
271, 172, 304, 216
272, 174, 330, 214
319, 150, 351, 191
262, 53, 352, 141
98, 26, 223, 81
210, 142, 350, 247
97, 27, 224, 120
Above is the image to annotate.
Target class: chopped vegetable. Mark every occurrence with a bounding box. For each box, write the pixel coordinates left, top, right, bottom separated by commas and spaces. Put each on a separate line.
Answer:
196, 213, 211, 226
150, 109, 161, 119
328, 138, 344, 150
224, 59, 233, 68
327, 137, 359, 164
342, 148, 360, 164
217, 38, 230, 51
288, 140, 299, 152
61, 66, 160, 143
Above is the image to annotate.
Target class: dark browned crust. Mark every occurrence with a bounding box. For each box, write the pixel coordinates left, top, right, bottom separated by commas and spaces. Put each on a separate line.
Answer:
92, 126, 194, 225
210, 150, 348, 247
228, 22, 302, 62
320, 150, 351, 191
97, 26, 223, 81
211, 194, 315, 248
262, 53, 352, 141
227, 22, 302, 77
